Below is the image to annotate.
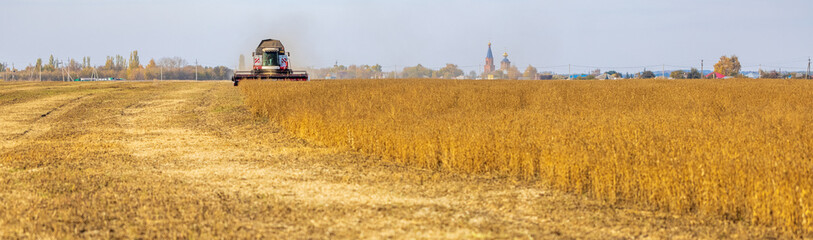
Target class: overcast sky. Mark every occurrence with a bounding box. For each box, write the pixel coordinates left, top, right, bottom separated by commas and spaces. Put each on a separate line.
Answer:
2, 0, 811, 73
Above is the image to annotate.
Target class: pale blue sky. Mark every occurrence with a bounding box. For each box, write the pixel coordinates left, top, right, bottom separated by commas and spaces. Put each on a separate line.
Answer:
1, 0, 811, 73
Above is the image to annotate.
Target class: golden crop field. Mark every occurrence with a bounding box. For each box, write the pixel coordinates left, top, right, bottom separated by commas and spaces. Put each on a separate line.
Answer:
242, 79, 813, 235
0, 80, 800, 238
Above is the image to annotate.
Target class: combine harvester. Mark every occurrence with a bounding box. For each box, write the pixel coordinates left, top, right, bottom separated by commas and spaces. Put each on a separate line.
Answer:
232, 39, 309, 86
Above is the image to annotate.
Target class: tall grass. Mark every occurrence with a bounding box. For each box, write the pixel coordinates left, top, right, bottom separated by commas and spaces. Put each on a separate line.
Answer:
241, 79, 813, 234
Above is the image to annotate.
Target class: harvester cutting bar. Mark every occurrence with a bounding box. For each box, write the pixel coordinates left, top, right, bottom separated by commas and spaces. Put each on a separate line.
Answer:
232, 71, 309, 81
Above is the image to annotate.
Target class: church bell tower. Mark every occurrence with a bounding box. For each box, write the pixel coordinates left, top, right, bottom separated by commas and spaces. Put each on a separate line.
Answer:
484, 42, 495, 74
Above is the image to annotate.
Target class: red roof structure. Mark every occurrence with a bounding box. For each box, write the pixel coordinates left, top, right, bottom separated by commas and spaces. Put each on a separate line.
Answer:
706, 72, 726, 79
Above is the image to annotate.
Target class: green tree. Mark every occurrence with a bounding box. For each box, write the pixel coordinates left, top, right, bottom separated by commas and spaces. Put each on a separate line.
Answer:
401, 64, 434, 78
687, 68, 702, 79
128, 50, 140, 69
507, 66, 522, 79
47, 55, 55, 70
713, 55, 741, 76
640, 70, 656, 79
371, 64, 383, 78
35, 58, 43, 71
759, 70, 781, 79
670, 70, 685, 79
68, 58, 80, 71
437, 64, 463, 79
82, 56, 91, 69
145, 59, 158, 80
347, 65, 367, 79
103, 56, 115, 70
523, 65, 538, 79
126, 51, 143, 80
115, 55, 126, 70
371, 64, 382, 73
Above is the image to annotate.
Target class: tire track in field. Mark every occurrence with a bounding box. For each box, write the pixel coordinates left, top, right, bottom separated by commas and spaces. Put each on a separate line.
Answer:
0, 93, 95, 151
0, 83, 130, 146
14, 94, 90, 138
0, 83, 87, 106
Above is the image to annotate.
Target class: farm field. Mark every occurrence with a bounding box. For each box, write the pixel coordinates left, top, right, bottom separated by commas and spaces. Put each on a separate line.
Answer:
242, 79, 813, 237
0, 80, 797, 239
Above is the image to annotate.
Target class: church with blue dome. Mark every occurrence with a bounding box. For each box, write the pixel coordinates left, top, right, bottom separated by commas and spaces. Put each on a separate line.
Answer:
484, 42, 511, 78
500, 52, 511, 71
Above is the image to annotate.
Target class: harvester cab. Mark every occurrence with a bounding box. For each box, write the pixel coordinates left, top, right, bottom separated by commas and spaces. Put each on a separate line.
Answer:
254, 48, 288, 70
232, 39, 309, 86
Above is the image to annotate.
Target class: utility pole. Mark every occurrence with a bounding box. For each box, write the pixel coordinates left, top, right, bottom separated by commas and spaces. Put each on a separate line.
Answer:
60, 60, 64, 82
65, 60, 72, 81
568, 64, 571, 79
807, 57, 811, 79
700, 60, 704, 79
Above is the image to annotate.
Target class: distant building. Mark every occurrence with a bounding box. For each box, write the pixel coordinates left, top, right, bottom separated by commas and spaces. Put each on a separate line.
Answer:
569, 74, 590, 79
483, 42, 512, 77
500, 52, 511, 71
706, 72, 726, 79
484, 43, 495, 74
743, 72, 759, 79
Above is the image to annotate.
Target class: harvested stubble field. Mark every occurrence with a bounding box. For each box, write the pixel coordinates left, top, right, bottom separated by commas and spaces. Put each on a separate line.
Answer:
0, 80, 800, 239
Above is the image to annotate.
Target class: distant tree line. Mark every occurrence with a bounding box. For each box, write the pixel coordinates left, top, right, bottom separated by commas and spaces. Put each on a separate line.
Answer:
1, 51, 232, 81
402, 64, 467, 79
757, 70, 809, 79
8, 52, 807, 81
307, 64, 386, 79
305, 63, 720, 80
307, 63, 484, 79
666, 68, 703, 79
